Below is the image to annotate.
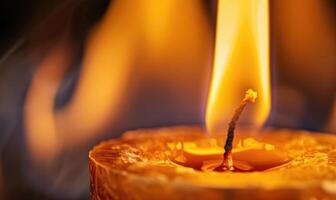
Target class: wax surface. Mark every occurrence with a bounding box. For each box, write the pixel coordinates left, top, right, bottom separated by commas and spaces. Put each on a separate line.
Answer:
89, 126, 336, 200
172, 137, 290, 172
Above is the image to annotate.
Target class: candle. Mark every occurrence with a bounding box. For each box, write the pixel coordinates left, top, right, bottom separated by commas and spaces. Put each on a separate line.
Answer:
89, 126, 336, 199
88, 0, 336, 199
89, 90, 336, 199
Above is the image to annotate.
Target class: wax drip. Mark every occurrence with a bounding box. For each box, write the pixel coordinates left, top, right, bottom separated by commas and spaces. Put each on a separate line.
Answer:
216, 89, 257, 171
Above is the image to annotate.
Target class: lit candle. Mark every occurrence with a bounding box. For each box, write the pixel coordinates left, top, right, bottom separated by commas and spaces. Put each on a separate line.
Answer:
89, 0, 336, 199
89, 126, 336, 199
89, 91, 336, 199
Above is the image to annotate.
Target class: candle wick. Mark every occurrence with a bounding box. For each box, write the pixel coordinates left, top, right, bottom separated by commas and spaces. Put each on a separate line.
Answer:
220, 89, 257, 171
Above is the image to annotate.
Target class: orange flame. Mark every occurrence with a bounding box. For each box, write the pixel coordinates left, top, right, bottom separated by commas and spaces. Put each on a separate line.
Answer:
24, 0, 211, 164
206, 0, 271, 134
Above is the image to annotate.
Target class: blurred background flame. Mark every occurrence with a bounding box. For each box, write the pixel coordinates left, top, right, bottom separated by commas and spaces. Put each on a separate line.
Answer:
25, 0, 212, 169
0, 0, 335, 199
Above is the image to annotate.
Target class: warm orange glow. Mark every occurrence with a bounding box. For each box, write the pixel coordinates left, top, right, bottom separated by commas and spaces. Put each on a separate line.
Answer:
206, 0, 271, 134
24, 0, 211, 164
24, 0, 134, 163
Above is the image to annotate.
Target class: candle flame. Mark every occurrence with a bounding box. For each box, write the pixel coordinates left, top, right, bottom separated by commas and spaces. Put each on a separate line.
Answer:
206, 0, 271, 134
